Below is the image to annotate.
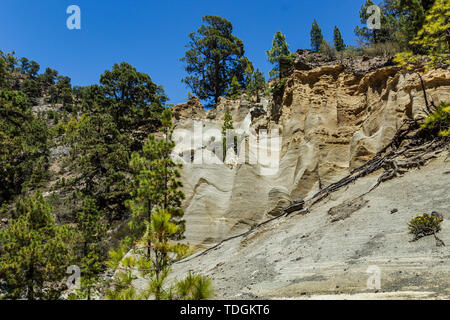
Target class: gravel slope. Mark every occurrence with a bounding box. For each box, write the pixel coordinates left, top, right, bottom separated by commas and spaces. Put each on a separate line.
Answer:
142, 156, 450, 299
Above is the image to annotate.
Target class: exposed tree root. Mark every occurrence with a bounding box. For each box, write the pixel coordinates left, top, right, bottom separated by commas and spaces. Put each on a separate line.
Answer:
172, 71, 450, 271
409, 229, 446, 247
176, 122, 448, 264
309, 120, 449, 207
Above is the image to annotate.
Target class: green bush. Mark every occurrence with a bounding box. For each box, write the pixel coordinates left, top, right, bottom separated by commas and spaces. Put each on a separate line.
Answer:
175, 272, 214, 300
408, 213, 443, 242
340, 46, 363, 58
318, 40, 335, 58
363, 42, 403, 57
421, 101, 450, 137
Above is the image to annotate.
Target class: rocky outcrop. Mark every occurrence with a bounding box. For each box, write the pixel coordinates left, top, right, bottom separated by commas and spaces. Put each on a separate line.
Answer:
294, 49, 395, 75
172, 56, 450, 246
172, 96, 206, 121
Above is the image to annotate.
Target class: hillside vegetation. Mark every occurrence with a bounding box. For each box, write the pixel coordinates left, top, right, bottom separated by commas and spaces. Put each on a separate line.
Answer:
0, 0, 448, 300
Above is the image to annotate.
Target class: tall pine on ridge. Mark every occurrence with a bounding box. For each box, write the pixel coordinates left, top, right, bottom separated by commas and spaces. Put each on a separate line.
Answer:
181, 15, 251, 105
310, 19, 324, 52
266, 31, 294, 79
333, 26, 346, 51
71, 198, 106, 300
107, 108, 190, 299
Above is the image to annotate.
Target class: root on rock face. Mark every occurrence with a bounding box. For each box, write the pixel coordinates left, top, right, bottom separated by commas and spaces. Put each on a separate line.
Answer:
176, 112, 448, 265
307, 119, 449, 208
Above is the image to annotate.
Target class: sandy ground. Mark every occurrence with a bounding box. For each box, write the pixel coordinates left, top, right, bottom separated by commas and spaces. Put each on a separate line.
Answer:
134, 156, 450, 299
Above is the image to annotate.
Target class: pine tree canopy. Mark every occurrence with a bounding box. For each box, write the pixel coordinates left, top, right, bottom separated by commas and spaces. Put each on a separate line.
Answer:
334, 26, 346, 51
0, 89, 49, 203
266, 31, 295, 78
395, 0, 450, 71
310, 19, 324, 52
0, 193, 74, 300
247, 68, 266, 102
354, 0, 440, 51
226, 75, 241, 100
99, 62, 167, 129
181, 15, 252, 106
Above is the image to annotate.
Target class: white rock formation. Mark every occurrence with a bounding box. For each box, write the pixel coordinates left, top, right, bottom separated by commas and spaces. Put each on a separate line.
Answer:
171, 65, 450, 246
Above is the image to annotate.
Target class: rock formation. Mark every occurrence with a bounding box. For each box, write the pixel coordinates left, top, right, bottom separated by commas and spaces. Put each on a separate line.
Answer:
171, 52, 450, 246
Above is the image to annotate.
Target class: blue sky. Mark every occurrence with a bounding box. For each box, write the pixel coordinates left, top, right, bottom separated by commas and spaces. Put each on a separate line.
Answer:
0, 0, 363, 105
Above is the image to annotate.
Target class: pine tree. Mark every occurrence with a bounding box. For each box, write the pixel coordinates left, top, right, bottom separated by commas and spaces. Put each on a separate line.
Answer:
409, 0, 450, 68
108, 108, 192, 300
354, 0, 397, 46
222, 110, 236, 161
383, 0, 435, 51
48, 85, 59, 105
0, 51, 17, 73
65, 112, 133, 220
99, 62, 167, 129
105, 258, 142, 300
174, 272, 214, 300
18, 57, 30, 75
244, 61, 254, 88
310, 19, 324, 52
247, 69, 266, 102
72, 198, 106, 300
38, 67, 58, 90
0, 193, 74, 300
63, 63, 167, 222
138, 209, 189, 299
22, 78, 42, 103
395, 0, 450, 71
0, 57, 8, 89
333, 26, 346, 51
226, 75, 241, 100
266, 31, 294, 79
181, 15, 250, 105
127, 109, 185, 241
319, 40, 333, 56
0, 89, 49, 203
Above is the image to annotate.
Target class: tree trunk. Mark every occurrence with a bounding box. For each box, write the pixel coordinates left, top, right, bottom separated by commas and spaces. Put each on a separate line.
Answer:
214, 56, 220, 105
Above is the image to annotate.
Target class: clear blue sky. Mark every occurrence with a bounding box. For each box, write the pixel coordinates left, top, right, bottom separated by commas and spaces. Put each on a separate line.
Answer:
0, 0, 363, 105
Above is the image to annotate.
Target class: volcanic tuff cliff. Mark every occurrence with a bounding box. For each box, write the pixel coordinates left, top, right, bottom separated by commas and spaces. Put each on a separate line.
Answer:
171, 52, 450, 246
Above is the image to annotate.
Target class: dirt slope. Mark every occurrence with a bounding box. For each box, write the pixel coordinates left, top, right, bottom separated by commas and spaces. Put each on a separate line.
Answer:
150, 155, 450, 299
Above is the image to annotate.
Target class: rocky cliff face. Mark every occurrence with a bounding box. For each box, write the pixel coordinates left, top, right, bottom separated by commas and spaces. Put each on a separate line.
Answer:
172, 53, 450, 246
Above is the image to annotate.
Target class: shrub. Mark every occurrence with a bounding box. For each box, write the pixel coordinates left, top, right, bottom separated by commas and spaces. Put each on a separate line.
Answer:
363, 42, 403, 57
408, 213, 444, 245
270, 77, 287, 97
335, 46, 364, 60
318, 40, 335, 58
175, 272, 214, 300
421, 101, 450, 137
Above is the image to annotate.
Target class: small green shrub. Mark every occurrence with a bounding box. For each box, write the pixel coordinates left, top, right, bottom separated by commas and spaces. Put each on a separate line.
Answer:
334, 46, 364, 60
318, 40, 335, 58
175, 272, 214, 300
421, 101, 450, 137
363, 42, 403, 57
408, 213, 444, 244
